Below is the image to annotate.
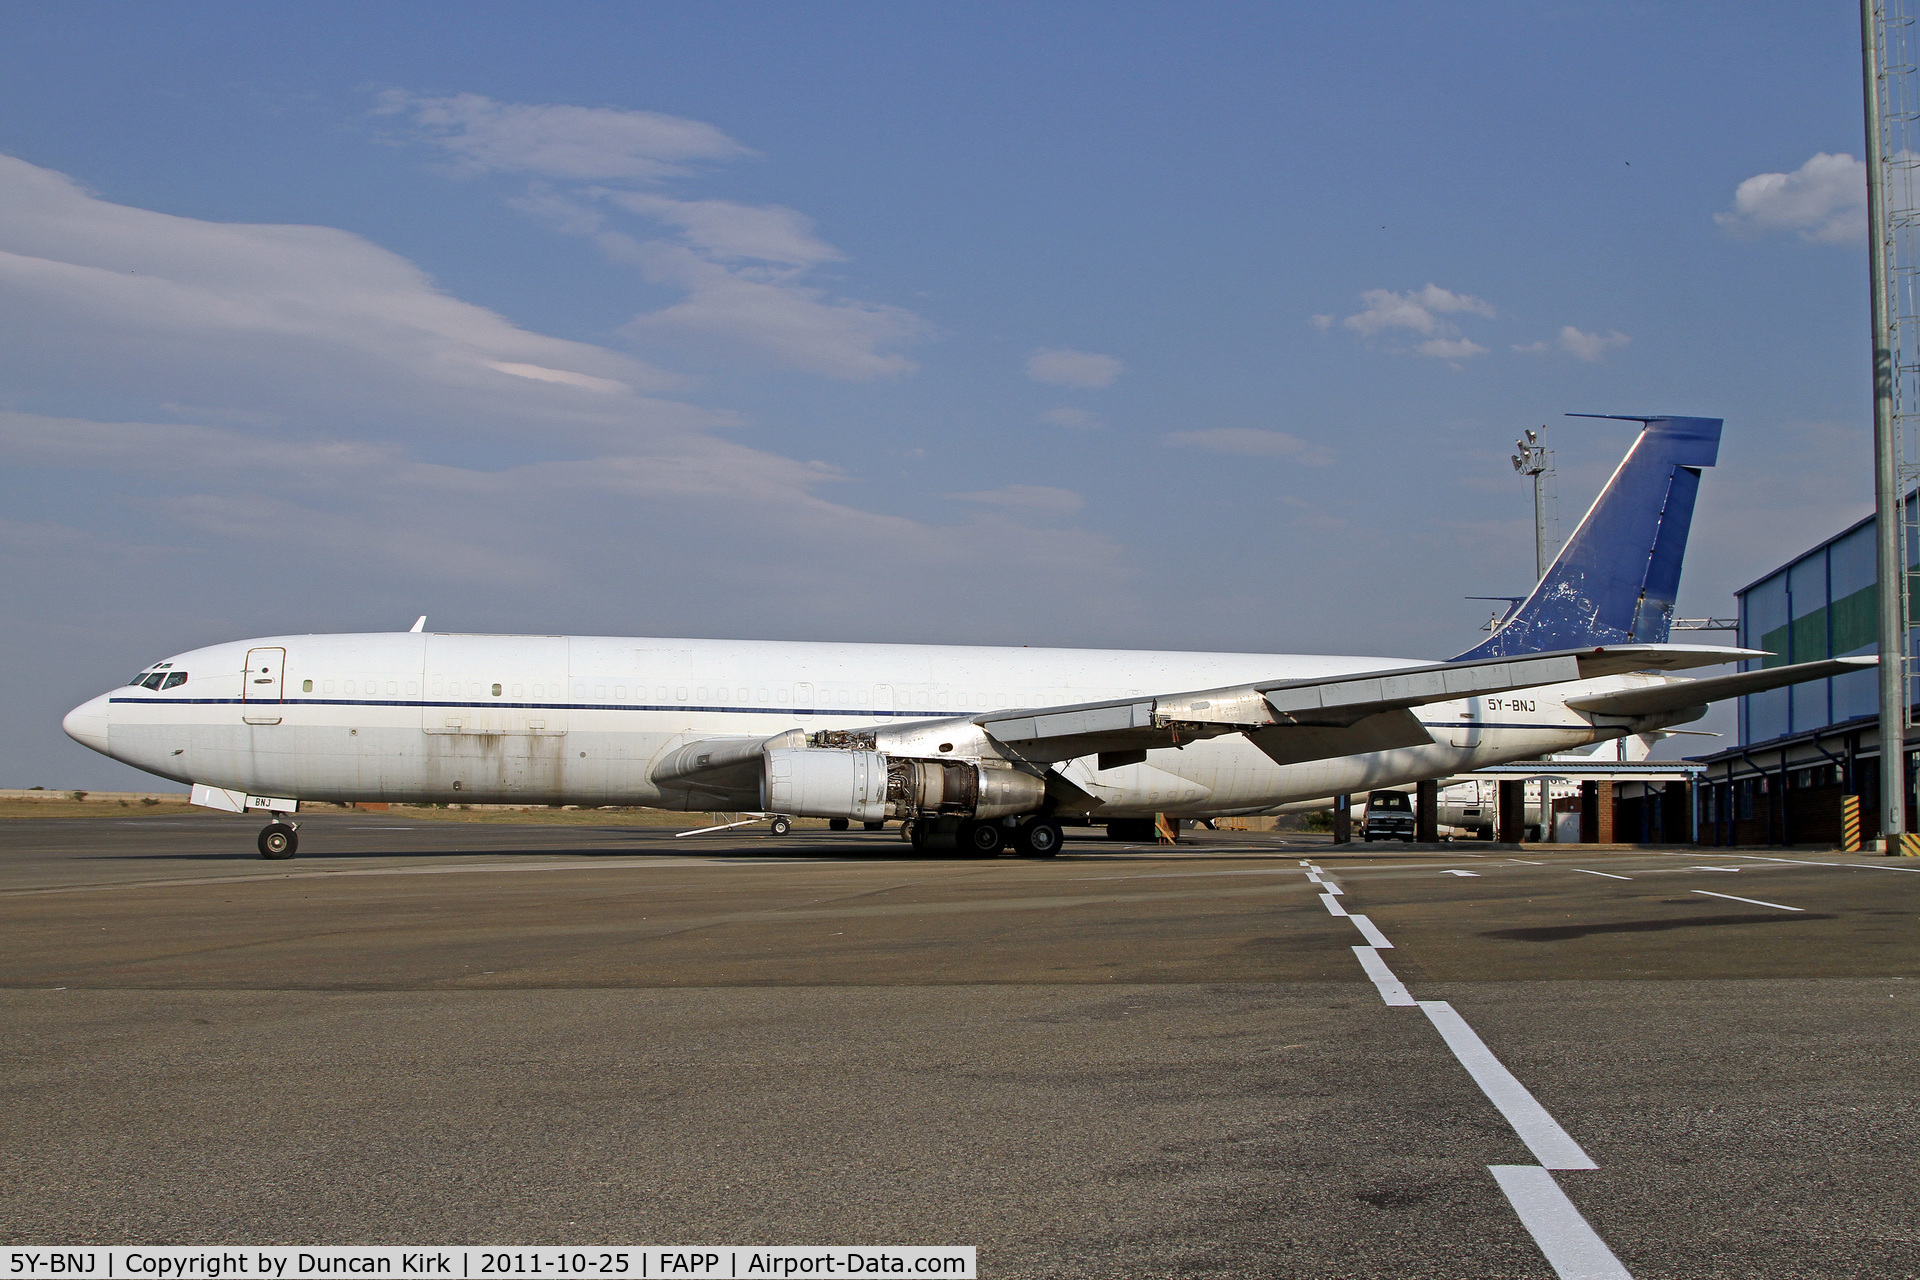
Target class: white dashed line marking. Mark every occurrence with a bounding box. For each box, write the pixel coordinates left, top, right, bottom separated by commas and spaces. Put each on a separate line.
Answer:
1691, 889, 1804, 912
1688, 866, 1742, 873
1319, 892, 1348, 917
1444, 869, 1480, 877
1419, 1002, 1596, 1170
1351, 945, 1415, 1006
1489, 1165, 1633, 1278
1573, 868, 1631, 880
1347, 913, 1393, 948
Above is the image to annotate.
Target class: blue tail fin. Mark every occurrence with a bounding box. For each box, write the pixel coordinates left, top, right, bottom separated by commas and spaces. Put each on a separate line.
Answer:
1450, 415, 1722, 661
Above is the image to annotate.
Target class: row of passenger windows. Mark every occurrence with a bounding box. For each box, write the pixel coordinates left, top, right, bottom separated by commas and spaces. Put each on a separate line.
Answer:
127, 671, 188, 690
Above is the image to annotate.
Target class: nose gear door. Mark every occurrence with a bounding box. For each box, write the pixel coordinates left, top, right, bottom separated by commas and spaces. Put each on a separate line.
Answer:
243, 647, 285, 725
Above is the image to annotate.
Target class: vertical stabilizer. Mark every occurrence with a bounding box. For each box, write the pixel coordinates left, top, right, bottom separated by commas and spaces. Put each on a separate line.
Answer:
1451, 415, 1722, 661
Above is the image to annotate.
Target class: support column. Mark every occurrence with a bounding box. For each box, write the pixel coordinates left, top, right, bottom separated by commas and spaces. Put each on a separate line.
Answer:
1415, 779, 1439, 843
1497, 779, 1526, 844
1591, 781, 1615, 844
1332, 794, 1351, 844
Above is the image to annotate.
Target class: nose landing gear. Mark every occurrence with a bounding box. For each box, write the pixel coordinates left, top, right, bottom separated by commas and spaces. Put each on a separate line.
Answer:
257, 822, 299, 859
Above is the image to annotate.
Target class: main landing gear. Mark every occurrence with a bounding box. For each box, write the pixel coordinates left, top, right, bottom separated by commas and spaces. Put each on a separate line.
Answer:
906, 816, 1064, 858
257, 821, 299, 860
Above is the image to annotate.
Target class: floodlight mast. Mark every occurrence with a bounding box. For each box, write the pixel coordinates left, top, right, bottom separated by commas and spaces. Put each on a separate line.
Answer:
1510, 427, 1552, 581
1864, 0, 1912, 852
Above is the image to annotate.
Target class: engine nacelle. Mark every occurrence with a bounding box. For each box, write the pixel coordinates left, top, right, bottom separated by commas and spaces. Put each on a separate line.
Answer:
763, 748, 889, 822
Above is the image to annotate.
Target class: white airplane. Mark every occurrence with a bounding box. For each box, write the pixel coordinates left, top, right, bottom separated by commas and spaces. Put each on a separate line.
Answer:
63, 415, 1866, 860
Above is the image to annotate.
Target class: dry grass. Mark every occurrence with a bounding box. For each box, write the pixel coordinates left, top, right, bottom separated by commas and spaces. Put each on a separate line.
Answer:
0, 798, 200, 819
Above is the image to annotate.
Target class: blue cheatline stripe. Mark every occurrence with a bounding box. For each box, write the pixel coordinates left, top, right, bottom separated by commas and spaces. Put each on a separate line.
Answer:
107, 697, 943, 718
107, 698, 1568, 732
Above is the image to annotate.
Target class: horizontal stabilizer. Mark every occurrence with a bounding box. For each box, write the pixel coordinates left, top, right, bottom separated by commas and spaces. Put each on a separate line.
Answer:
1563, 655, 1876, 718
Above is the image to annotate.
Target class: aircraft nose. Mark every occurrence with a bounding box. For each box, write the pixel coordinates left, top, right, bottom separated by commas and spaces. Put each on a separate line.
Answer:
62, 692, 112, 755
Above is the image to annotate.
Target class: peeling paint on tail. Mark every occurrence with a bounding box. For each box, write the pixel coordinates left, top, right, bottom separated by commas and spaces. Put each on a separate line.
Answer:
1451, 415, 1722, 661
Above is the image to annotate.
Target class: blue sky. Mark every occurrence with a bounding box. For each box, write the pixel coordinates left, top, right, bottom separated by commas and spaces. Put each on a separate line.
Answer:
0, 2, 1880, 786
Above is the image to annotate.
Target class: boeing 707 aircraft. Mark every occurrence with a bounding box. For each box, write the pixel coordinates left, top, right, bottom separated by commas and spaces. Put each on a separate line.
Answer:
63, 415, 1865, 859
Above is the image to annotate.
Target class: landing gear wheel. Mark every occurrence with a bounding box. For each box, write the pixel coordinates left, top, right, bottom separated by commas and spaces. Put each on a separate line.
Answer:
900, 819, 918, 844
257, 822, 298, 860
1014, 819, 1063, 857
863, 820, 885, 831
769, 815, 793, 836
828, 817, 849, 831
960, 821, 1004, 857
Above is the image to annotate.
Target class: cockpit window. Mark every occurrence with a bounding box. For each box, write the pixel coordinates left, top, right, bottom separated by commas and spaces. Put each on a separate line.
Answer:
128, 674, 148, 686
140, 673, 166, 690
161, 672, 188, 690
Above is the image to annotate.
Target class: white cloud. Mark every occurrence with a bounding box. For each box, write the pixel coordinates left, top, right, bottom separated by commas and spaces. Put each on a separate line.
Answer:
1162, 428, 1334, 464
380, 91, 924, 381
0, 153, 1131, 634
1414, 337, 1488, 359
1511, 340, 1550, 354
1557, 326, 1631, 362
949, 484, 1085, 515
601, 192, 841, 266
373, 91, 751, 180
616, 241, 927, 380
1342, 284, 1494, 337
1026, 348, 1123, 388
1039, 407, 1101, 430
1334, 284, 1494, 359
1715, 152, 1867, 245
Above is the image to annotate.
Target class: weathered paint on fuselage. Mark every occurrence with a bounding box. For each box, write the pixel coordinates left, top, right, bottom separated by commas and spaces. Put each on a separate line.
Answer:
83, 631, 1637, 817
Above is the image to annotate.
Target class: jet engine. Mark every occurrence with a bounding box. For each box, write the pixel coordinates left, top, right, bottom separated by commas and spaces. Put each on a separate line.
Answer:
761, 747, 1045, 822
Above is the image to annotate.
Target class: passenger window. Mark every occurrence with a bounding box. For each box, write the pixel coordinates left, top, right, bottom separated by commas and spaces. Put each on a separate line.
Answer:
161, 672, 188, 690
303, 679, 313, 693
141, 673, 165, 690
492, 683, 503, 697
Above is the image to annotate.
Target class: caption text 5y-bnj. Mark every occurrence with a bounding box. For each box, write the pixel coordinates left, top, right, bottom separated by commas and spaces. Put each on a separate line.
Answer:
3, 1249, 976, 1280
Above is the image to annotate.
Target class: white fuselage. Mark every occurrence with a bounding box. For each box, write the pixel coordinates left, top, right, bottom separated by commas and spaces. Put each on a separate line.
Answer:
68, 631, 1656, 818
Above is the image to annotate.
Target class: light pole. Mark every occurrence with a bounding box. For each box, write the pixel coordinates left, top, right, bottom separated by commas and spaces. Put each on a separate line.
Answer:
1511, 428, 1552, 582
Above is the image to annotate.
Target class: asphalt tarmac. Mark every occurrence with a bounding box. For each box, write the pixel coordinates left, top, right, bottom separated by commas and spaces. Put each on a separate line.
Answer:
1, 815, 1915, 1278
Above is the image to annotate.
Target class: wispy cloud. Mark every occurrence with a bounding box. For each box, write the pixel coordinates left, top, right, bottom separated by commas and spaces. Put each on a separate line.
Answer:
1556, 325, 1630, 362
1327, 284, 1494, 360
1162, 428, 1333, 464
1026, 348, 1123, 388
1715, 152, 1866, 246
373, 91, 751, 180
379, 91, 926, 381
1039, 407, 1101, 430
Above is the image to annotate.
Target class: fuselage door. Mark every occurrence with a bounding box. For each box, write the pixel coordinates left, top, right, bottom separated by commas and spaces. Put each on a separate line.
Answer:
243, 647, 285, 725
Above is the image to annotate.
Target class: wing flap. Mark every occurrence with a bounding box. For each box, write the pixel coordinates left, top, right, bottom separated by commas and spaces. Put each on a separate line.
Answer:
1247, 709, 1435, 768
1564, 656, 1876, 717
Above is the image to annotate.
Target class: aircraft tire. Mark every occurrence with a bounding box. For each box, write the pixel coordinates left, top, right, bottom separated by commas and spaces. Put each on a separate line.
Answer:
828, 818, 849, 831
959, 820, 1004, 857
769, 815, 793, 836
1014, 819, 1063, 857
863, 821, 885, 831
257, 823, 297, 860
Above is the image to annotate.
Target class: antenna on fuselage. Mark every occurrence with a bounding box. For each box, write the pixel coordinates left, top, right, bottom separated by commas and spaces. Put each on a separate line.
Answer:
409, 616, 426, 633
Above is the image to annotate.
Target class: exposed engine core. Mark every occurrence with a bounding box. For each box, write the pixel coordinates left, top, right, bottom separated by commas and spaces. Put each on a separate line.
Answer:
761, 745, 1045, 822
887, 758, 1045, 820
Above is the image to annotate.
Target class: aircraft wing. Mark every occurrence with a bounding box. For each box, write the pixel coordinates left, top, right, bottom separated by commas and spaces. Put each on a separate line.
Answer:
1562, 655, 1876, 717
973, 643, 1760, 767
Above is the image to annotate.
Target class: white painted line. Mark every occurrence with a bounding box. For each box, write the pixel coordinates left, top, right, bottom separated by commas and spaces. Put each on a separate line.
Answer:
1348, 913, 1393, 948
1444, 869, 1480, 877
1690, 889, 1804, 912
1320, 880, 1344, 895
1319, 892, 1349, 917
1688, 866, 1742, 873
1510, 858, 1544, 865
1489, 1165, 1632, 1279
1351, 945, 1415, 1006
1572, 868, 1631, 880
1714, 854, 1844, 868
1418, 1001, 1596, 1170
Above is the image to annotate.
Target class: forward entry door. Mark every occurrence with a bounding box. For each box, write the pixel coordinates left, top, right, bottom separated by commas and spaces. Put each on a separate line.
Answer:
243, 647, 285, 725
